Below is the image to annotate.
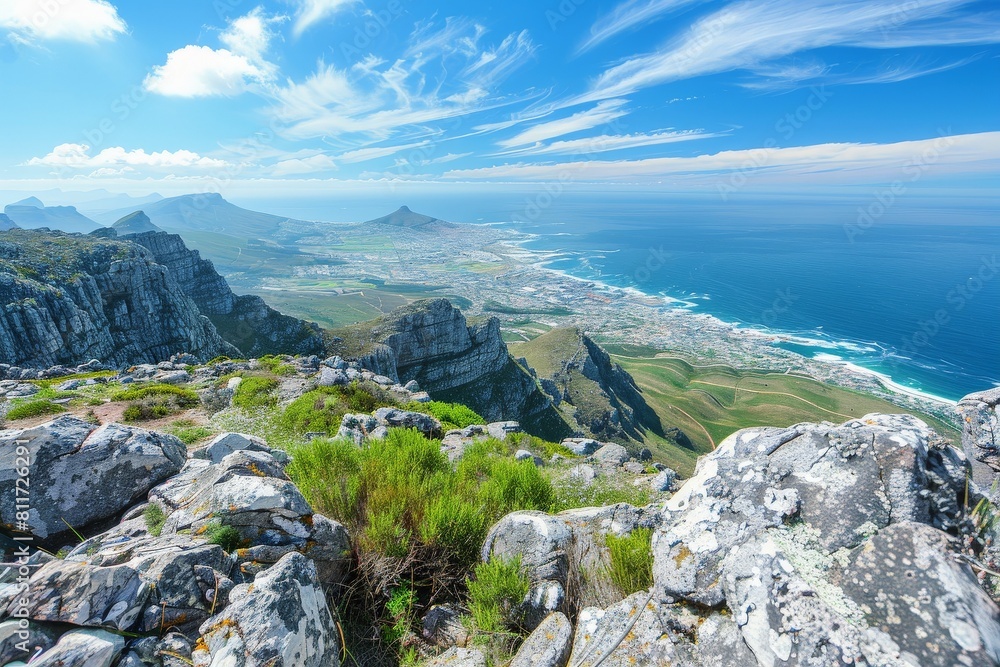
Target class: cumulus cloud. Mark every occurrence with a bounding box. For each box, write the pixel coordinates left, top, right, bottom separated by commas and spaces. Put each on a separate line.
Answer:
145, 8, 281, 97
27, 143, 230, 169
0, 0, 126, 44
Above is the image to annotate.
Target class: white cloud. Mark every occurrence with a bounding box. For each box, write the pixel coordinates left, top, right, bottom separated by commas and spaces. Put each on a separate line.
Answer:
333, 141, 431, 164
0, 0, 126, 43
498, 100, 630, 149
27, 144, 230, 169
577, 0, 997, 102
578, 0, 705, 53
270, 20, 535, 140
145, 9, 281, 97
444, 131, 1000, 183
271, 154, 338, 175
498, 129, 724, 157
291, 0, 359, 36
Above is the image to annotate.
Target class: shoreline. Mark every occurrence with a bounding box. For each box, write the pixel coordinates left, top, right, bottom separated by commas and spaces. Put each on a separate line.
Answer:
500, 231, 964, 409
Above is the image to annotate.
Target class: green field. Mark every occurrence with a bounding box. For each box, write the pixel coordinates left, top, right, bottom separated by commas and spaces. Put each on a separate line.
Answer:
615, 353, 960, 475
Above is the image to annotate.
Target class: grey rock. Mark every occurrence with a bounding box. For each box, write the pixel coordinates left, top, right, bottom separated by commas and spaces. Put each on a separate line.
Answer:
31, 629, 125, 667
957, 387, 1000, 477
404, 379, 420, 391
568, 592, 677, 667
622, 461, 645, 474
592, 443, 629, 465
154, 370, 191, 384
197, 432, 270, 463
317, 367, 349, 386
568, 464, 598, 486
373, 407, 442, 436
562, 438, 601, 456
515, 449, 543, 465
421, 604, 470, 648
649, 468, 677, 492
0, 416, 186, 540
487, 421, 521, 440
0, 620, 60, 664
337, 413, 379, 445
422, 647, 487, 667
410, 391, 432, 403
193, 552, 340, 667
508, 612, 573, 667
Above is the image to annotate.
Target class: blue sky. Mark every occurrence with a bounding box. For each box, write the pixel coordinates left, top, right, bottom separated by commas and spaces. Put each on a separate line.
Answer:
1, 0, 998, 197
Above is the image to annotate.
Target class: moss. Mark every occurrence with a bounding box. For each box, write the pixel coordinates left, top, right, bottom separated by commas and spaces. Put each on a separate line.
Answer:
6, 399, 66, 420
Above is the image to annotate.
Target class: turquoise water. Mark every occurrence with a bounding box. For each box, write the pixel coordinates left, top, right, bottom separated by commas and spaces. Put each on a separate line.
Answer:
247, 192, 1000, 401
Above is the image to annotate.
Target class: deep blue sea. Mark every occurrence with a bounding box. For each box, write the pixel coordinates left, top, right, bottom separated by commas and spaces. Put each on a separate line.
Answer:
242, 190, 1000, 402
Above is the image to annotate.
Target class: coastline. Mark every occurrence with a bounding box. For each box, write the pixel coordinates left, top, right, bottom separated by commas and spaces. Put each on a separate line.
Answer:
487, 232, 963, 423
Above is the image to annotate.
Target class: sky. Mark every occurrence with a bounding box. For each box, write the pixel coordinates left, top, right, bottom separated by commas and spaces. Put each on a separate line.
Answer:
0, 0, 998, 199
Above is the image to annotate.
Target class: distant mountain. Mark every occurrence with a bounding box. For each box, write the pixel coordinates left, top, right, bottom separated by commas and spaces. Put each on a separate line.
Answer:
77, 191, 163, 215
112, 210, 163, 235
0, 214, 16, 231
4, 200, 101, 234
93, 193, 309, 238
363, 205, 455, 229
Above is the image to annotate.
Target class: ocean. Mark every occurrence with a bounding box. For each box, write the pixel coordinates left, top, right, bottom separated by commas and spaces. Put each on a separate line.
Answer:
243, 190, 1000, 402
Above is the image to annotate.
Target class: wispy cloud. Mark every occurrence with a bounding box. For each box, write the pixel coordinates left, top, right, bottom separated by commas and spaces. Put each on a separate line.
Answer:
145, 9, 282, 97
497, 129, 724, 157
291, 0, 359, 37
445, 131, 1000, 182
0, 0, 126, 44
26, 144, 230, 169
577, 0, 997, 103
497, 100, 630, 149
742, 55, 980, 90
269, 19, 536, 141
271, 154, 338, 175
578, 0, 705, 54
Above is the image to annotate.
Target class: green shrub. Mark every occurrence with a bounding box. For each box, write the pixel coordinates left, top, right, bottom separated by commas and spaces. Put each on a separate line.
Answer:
168, 425, 214, 444
383, 583, 418, 645
144, 504, 167, 537
605, 528, 654, 595
6, 399, 65, 420
205, 521, 241, 551
111, 383, 199, 405
231, 377, 280, 410
414, 401, 485, 429
281, 383, 396, 436
467, 557, 530, 633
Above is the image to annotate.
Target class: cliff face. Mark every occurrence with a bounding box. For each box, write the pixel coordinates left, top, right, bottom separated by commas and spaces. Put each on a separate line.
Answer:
0, 229, 236, 367
123, 231, 324, 358
514, 327, 667, 446
330, 299, 572, 440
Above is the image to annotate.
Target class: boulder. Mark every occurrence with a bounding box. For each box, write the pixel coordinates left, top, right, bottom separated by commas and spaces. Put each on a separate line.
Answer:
568, 592, 676, 666
487, 421, 521, 440
957, 387, 1000, 477
338, 413, 379, 445
592, 443, 629, 465
0, 416, 186, 540
196, 432, 270, 463
422, 647, 486, 667
31, 629, 125, 667
508, 612, 573, 667
0, 620, 60, 664
373, 407, 441, 436
421, 604, 471, 648
193, 553, 340, 667
317, 367, 349, 386
562, 438, 600, 456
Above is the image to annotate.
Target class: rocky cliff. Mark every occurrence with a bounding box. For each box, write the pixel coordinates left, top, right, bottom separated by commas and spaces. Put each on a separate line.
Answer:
0, 229, 236, 367
514, 328, 669, 447
329, 299, 572, 440
120, 230, 325, 358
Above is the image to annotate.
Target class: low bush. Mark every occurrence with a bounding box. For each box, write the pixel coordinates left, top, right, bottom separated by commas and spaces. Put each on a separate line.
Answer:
605, 528, 654, 595
414, 401, 485, 429
111, 383, 199, 406
6, 399, 65, 420
205, 521, 241, 552
144, 504, 167, 537
281, 382, 397, 436
467, 557, 530, 633
231, 376, 280, 410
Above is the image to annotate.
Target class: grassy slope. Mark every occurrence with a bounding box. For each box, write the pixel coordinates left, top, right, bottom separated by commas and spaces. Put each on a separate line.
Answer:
616, 353, 960, 476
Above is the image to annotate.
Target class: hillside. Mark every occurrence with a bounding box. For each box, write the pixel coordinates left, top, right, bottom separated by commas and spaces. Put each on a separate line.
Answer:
112, 210, 163, 235
3, 198, 101, 234
363, 205, 455, 229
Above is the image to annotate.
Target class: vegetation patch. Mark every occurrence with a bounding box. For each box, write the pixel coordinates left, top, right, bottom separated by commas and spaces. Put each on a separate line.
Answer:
6, 399, 66, 420
231, 376, 280, 410
467, 557, 531, 633
281, 382, 396, 436
413, 401, 485, 429
144, 504, 167, 537
205, 521, 242, 552
604, 528, 654, 595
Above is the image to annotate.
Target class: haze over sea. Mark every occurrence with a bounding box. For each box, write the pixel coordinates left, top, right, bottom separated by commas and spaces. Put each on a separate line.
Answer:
242, 190, 1000, 403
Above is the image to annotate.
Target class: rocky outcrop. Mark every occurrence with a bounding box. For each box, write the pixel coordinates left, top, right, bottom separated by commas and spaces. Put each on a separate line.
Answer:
958, 386, 1000, 481
0, 415, 186, 542
0, 214, 15, 232
0, 229, 237, 367
123, 231, 324, 358
330, 299, 572, 441
515, 327, 667, 447
112, 211, 163, 235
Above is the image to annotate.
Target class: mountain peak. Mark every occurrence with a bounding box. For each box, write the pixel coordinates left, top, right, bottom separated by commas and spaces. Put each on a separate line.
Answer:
11, 196, 44, 208
363, 206, 453, 229
398, 205, 412, 212
112, 210, 163, 235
